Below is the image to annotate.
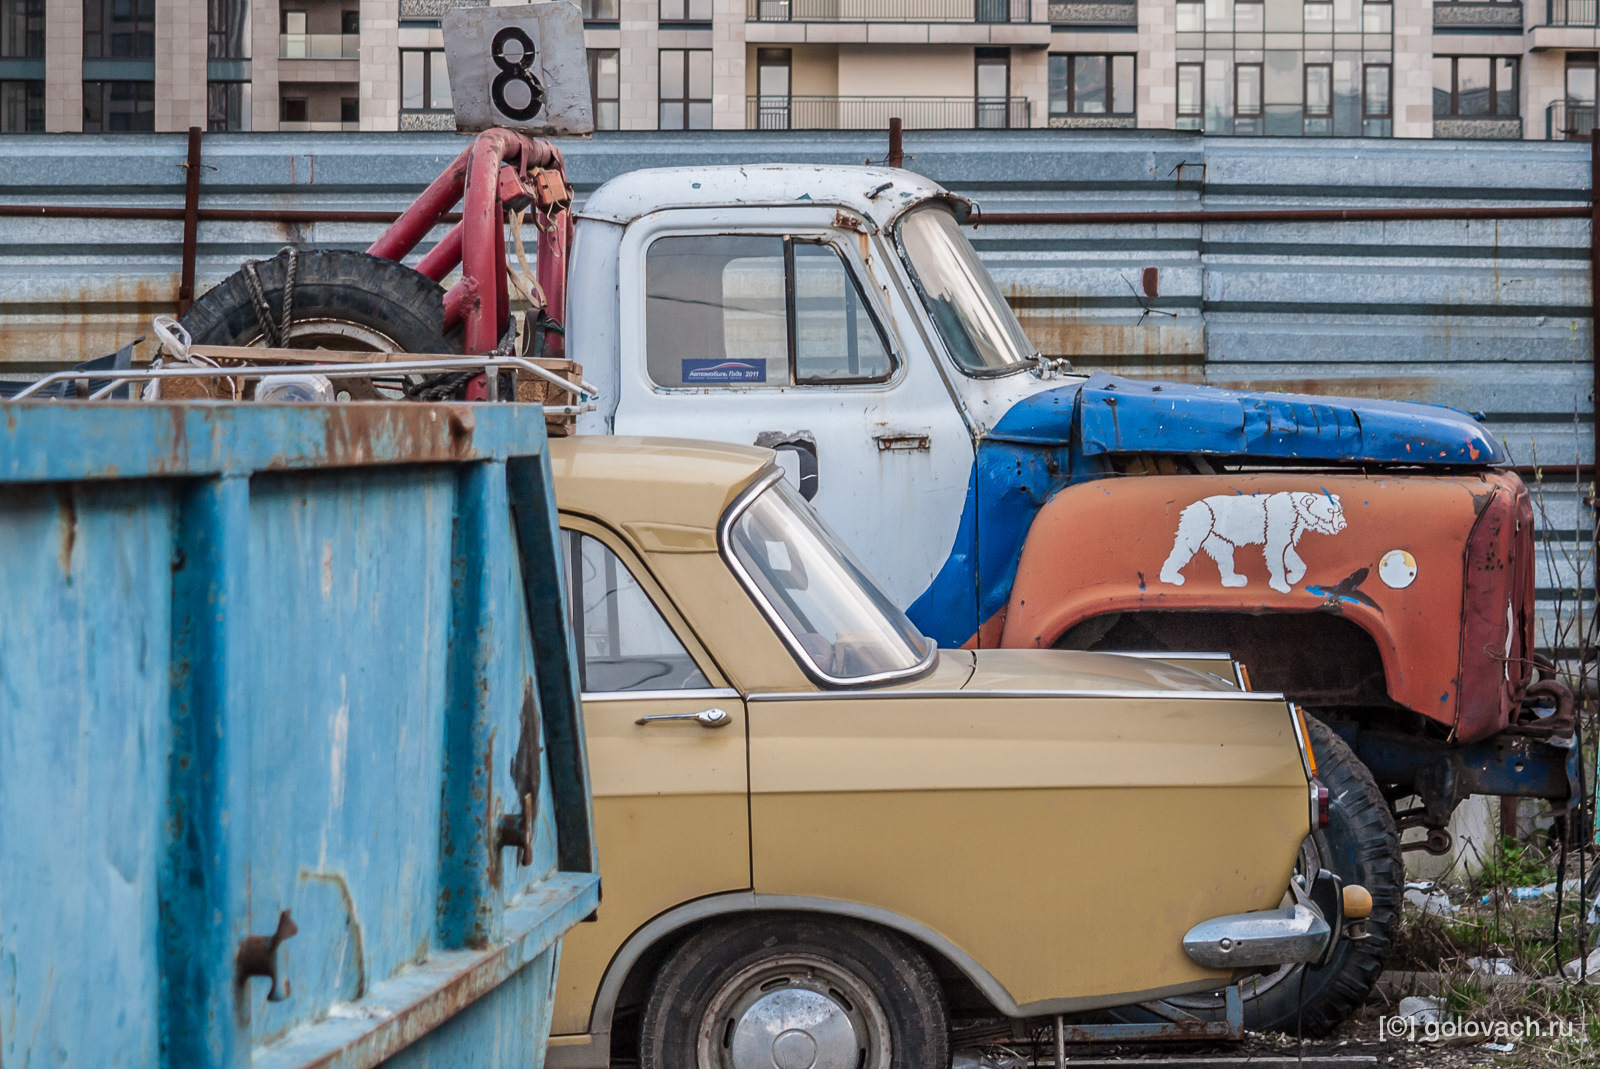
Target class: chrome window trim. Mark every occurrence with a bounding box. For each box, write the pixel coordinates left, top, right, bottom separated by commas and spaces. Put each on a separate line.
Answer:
1096, 650, 1233, 661
581, 687, 740, 702
718, 467, 937, 690
747, 687, 1289, 702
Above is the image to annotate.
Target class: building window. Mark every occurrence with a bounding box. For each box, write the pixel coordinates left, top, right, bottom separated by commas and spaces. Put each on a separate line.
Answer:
976, 47, 1010, 129
83, 80, 154, 131
207, 0, 248, 59
1363, 64, 1390, 121
755, 48, 790, 130
1235, 62, 1262, 118
1434, 56, 1517, 118
659, 48, 711, 129
401, 48, 451, 111
588, 48, 618, 130
341, 95, 358, 123
280, 96, 307, 123
660, 0, 711, 21
1048, 54, 1134, 120
0, 79, 42, 130
582, 0, 618, 20
341, 9, 358, 34
1177, 62, 1203, 128
207, 80, 250, 130
83, 0, 155, 60
1175, 0, 1391, 137
2, 0, 44, 59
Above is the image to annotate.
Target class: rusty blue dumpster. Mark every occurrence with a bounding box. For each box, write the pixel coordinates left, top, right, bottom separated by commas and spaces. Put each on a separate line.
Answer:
0, 401, 600, 1068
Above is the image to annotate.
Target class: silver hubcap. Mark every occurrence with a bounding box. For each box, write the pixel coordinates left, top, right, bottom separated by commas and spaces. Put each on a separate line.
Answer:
699, 954, 891, 1069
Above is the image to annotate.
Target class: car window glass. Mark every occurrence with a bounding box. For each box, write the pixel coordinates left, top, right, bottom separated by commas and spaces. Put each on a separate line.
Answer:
647, 235, 786, 388
564, 530, 711, 693
792, 242, 892, 382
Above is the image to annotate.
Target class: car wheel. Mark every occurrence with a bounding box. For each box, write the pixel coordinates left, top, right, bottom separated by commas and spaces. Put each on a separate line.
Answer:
639, 915, 949, 1069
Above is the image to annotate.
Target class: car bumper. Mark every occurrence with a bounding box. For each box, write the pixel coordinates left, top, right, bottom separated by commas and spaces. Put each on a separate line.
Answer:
1181, 877, 1342, 970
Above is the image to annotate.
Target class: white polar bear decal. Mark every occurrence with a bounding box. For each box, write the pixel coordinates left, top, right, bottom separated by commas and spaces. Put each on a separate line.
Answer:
1159, 491, 1347, 594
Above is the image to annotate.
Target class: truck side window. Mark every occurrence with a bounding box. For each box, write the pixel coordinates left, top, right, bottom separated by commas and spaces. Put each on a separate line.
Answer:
564, 530, 712, 694
646, 234, 893, 388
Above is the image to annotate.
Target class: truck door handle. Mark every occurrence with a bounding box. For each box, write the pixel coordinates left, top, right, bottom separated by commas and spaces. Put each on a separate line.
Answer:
635, 708, 732, 728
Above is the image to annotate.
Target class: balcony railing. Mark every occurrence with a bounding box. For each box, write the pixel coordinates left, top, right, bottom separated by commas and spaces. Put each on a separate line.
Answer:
1548, 99, 1596, 139
747, 95, 1030, 129
279, 33, 360, 60
1049, 1, 1137, 23
748, 0, 1030, 21
278, 120, 361, 131
1546, 0, 1598, 22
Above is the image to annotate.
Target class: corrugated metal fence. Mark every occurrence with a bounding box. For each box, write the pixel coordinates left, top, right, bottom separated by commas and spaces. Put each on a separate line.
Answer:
0, 128, 1592, 651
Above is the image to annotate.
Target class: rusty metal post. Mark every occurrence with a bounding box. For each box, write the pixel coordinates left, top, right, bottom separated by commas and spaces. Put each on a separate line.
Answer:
177, 126, 202, 315
887, 117, 903, 168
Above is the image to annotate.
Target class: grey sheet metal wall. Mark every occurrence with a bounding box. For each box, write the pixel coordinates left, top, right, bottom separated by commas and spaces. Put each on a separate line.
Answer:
0, 128, 1592, 653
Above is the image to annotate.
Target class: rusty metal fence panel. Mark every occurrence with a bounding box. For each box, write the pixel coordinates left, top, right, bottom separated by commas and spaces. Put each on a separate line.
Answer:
0, 401, 599, 1068
0, 128, 1591, 652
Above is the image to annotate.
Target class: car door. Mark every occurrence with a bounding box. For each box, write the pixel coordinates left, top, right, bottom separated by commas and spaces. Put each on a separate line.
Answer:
548, 519, 750, 1038
611, 208, 975, 616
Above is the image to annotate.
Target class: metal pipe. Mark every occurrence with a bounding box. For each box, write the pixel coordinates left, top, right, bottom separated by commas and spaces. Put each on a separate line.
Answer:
366, 143, 473, 263
177, 126, 202, 315
1591, 135, 1599, 489
416, 222, 465, 281
887, 117, 903, 168
972, 205, 1592, 226
11, 354, 596, 403
0, 204, 463, 224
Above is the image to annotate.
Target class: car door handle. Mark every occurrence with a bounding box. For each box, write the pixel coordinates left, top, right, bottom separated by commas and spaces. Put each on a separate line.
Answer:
635, 708, 732, 728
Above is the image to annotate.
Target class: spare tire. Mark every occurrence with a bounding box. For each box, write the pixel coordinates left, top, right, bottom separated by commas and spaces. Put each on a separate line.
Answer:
179, 248, 458, 397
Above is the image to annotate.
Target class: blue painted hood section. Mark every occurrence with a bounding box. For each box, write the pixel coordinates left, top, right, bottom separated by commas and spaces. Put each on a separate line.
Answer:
1068, 372, 1504, 465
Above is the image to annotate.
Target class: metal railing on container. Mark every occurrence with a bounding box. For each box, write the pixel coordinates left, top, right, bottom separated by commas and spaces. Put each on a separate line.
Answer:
747, 95, 1030, 129
747, 0, 1029, 21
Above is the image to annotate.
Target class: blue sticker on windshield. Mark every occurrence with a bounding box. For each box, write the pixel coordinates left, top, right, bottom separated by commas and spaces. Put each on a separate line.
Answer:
683, 359, 766, 384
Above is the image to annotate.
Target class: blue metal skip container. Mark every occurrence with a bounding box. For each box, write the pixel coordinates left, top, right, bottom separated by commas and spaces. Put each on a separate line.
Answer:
0, 402, 600, 1068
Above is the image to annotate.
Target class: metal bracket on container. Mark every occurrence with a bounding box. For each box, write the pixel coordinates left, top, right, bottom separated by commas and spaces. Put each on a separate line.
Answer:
498, 792, 535, 867
236, 909, 298, 1002
1055, 983, 1244, 1046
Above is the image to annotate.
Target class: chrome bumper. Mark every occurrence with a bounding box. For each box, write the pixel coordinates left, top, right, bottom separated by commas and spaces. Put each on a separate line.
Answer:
1182, 880, 1334, 970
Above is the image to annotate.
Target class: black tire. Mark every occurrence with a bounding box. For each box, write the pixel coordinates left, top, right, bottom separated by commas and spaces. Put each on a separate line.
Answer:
181, 248, 455, 355
639, 915, 949, 1069
1110, 717, 1400, 1037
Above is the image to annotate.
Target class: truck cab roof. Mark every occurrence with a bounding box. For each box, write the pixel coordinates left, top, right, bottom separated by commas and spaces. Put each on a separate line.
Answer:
577, 164, 967, 230
548, 434, 773, 533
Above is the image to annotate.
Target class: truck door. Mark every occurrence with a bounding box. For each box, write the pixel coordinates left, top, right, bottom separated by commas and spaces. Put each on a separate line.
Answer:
548, 520, 751, 1039
611, 210, 975, 620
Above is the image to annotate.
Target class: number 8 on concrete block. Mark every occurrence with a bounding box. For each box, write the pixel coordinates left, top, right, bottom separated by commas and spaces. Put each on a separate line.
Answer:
442, 2, 594, 137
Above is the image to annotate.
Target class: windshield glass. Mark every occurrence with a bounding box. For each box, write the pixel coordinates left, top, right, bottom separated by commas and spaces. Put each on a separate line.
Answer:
896, 205, 1037, 375
724, 477, 932, 684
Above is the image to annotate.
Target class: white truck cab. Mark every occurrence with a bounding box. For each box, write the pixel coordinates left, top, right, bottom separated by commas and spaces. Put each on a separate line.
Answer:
569, 165, 1068, 614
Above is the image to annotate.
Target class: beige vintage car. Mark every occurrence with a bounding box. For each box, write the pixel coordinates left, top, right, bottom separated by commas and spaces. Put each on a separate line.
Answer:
546, 436, 1346, 1069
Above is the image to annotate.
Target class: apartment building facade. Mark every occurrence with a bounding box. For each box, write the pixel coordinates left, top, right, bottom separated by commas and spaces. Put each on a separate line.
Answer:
0, 0, 1592, 138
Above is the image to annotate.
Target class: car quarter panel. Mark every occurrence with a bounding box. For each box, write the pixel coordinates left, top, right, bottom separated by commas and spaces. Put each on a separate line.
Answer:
746, 692, 1308, 1007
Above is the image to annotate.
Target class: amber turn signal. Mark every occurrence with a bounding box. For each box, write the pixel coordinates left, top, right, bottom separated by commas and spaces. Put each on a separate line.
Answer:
1342, 883, 1373, 921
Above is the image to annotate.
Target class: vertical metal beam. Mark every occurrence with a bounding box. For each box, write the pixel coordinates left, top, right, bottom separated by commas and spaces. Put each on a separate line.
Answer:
178, 126, 203, 316
1591, 134, 1599, 480
507, 452, 597, 876
438, 460, 510, 950
160, 474, 251, 1069
887, 117, 903, 168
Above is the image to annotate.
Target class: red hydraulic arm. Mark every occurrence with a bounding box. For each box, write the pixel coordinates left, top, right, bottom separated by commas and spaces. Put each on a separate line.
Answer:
367, 128, 572, 360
